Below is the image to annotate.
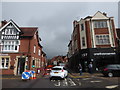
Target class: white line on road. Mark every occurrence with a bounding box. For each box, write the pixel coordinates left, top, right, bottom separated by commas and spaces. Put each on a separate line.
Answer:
82, 78, 91, 80
68, 78, 76, 86
62, 78, 68, 86
105, 85, 119, 89
90, 80, 102, 83
54, 80, 61, 87
77, 79, 81, 86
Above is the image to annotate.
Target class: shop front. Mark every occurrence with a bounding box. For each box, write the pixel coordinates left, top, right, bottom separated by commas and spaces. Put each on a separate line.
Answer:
68, 47, 117, 73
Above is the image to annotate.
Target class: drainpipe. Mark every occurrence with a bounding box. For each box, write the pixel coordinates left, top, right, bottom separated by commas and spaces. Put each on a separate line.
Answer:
27, 39, 31, 70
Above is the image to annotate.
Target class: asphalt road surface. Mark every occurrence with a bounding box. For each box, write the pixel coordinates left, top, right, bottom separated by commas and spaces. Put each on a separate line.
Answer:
2, 74, 120, 89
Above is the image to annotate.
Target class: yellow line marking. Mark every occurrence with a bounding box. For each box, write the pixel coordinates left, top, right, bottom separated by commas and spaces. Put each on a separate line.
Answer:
0, 78, 21, 79
68, 73, 90, 78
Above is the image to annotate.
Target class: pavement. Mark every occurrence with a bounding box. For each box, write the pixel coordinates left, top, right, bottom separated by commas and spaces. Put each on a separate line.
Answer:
68, 72, 103, 79
0, 72, 103, 80
0, 75, 21, 79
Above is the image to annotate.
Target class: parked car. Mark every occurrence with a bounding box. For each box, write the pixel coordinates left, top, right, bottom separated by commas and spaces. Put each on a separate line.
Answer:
100, 64, 120, 77
49, 66, 68, 80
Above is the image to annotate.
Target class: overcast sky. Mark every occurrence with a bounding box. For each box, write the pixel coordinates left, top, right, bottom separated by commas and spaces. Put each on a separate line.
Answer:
2, 2, 118, 59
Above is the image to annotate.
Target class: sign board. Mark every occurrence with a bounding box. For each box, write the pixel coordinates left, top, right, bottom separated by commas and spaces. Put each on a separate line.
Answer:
53, 61, 57, 65
94, 52, 116, 56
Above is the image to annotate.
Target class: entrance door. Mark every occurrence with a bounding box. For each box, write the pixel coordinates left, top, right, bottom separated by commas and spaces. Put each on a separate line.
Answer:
17, 58, 25, 75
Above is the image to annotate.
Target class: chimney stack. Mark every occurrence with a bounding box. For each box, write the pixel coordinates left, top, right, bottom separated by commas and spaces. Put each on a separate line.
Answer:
103, 12, 107, 16
1, 20, 7, 27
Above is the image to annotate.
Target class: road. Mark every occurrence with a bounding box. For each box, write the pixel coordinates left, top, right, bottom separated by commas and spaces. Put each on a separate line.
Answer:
1, 73, 120, 89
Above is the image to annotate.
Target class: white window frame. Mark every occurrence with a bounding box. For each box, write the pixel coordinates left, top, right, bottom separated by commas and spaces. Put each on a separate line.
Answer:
1, 40, 20, 52
34, 45, 36, 54
38, 49, 41, 56
95, 35, 110, 45
0, 57, 10, 69
94, 21, 107, 28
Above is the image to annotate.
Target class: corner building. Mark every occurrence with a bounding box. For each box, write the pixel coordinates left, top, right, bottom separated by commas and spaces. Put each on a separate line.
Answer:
68, 11, 118, 72
0, 20, 47, 75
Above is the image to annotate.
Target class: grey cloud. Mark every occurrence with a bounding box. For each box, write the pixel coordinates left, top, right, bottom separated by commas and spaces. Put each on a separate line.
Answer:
2, 2, 118, 58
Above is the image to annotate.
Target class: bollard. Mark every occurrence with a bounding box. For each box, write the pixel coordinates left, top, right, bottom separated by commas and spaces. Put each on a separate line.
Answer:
33, 73, 37, 79
30, 70, 36, 80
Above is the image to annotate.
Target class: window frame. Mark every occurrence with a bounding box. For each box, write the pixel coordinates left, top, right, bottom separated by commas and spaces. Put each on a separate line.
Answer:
81, 24, 84, 31
34, 45, 36, 54
38, 49, 41, 56
82, 37, 85, 47
0, 57, 10, 69
95, 35, 110, 45
94, 21, 108, 28
1, 40, 20, 52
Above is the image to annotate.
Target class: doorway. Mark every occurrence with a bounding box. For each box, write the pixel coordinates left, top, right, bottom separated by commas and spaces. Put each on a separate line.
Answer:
17, 58, 25, 75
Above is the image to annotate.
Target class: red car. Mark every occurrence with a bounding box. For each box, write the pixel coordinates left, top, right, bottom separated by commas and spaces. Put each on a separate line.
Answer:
44, 65, 54, 75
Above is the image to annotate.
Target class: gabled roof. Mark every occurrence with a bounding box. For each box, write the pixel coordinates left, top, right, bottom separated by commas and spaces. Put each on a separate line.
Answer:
20, 27, 38, 37
91, 11, 109, 20
83, 11, 111, 20
0, 19, 21, 32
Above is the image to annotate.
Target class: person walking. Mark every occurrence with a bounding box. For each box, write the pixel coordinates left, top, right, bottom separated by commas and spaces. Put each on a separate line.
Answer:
79, 64, 82, 76
88, 62, 93, 74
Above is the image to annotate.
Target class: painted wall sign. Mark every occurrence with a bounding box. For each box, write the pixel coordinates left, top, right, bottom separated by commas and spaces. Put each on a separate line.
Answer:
94, 52, 116, 56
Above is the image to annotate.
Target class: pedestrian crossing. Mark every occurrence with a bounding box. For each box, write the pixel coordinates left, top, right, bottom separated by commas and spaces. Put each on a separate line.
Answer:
50, 78, 81, 87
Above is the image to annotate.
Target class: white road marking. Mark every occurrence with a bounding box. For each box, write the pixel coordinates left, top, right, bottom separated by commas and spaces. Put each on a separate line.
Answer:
105, 85, 118, 89
82, 78, 91, 80
90, 80, 102, 83
77, 79, 81, 86
62, 78, 68, 86
68, 78, 76, 86
54, 80, 61, 86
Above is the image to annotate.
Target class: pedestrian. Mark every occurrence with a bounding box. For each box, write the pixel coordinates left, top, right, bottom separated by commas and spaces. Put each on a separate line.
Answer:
79, 64, 82, 76
88, 62, 93, 74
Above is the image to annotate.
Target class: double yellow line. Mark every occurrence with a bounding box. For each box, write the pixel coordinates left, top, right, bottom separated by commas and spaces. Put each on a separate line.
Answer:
68, 73, 90, 78
0, 78, 21, 79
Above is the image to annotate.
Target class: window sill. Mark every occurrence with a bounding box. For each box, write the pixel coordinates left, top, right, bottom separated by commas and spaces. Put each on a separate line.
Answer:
0, 68, 9, 70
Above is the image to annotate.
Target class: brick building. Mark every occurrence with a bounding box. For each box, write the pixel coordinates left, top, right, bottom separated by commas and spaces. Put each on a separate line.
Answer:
49, 56, 68, 66
0, 20, 47, 75
68, 11, 118, 72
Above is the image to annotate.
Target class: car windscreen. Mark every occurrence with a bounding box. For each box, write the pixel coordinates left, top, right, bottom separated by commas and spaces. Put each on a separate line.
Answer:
52, 68, 62, 70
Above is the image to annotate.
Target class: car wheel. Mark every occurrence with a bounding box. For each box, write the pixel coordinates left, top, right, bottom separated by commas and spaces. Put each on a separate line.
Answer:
50, 77, 52, 80
108, 72, 113, 77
